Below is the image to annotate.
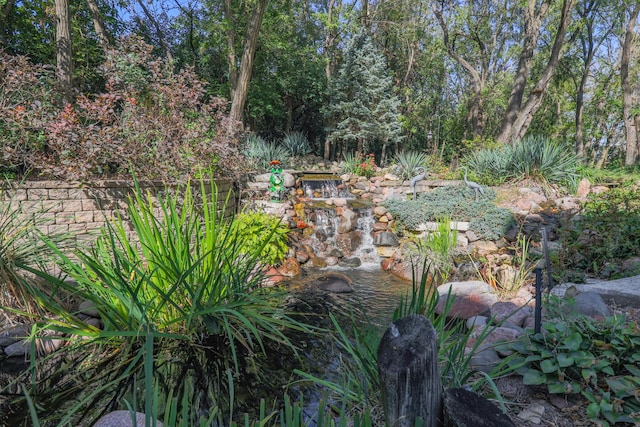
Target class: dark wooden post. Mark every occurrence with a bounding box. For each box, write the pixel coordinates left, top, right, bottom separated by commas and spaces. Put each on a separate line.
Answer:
377, 315, 441, 427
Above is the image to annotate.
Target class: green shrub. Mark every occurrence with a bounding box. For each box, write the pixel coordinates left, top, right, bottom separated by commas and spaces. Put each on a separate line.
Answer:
577, 165, 640, 186
508, 302, 640, 425
231, 212, 289, 265
558, 187, 640, 278
465, 135, 580, 188
384, 185, 515, 241
391, 150, 428, 181
281, 131, 313, 157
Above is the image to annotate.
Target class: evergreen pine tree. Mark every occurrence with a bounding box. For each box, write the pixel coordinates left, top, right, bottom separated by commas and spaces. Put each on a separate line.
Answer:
327, 29, 403, 162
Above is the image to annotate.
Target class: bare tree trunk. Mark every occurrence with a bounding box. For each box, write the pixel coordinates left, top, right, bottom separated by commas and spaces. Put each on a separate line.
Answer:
55, 0, 73, 104
0, 0, 16, 49
510, 0, 576, 142
86, 0, 109, 53
496, 0, 550, 143
575, 1, 613, 159
433, 4, 485, 138
324, 0, 337, 160
224, 0, 238, 102
136, 0, 174, 63
622, 3, 640, 166
228, 0, 267, 133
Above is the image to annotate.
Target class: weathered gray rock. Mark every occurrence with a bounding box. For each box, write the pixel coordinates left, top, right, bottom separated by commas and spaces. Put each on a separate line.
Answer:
339, 257, 362, 268
93, 410, 164, 427
490, 302, 532, 327
3, 339, 30, 357
78, 299, 100, 318
552, 276, 640, 308
0, 324, 30, 347
470, 344, 502, 373
309, 272, 354, 293
466, 316, 488, 330
373, 231, 399, 247
283, 172, 296, 187
574, 292, 611, 318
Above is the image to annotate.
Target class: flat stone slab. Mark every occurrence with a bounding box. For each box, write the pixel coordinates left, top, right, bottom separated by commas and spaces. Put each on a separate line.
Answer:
416, 221, 469, 232
551, 275, 640, 308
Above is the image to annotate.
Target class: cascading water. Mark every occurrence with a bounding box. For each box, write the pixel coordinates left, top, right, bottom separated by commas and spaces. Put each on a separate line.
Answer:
306, 206, 380, 267
300, 174, 354, 200
352, 209, 379, 265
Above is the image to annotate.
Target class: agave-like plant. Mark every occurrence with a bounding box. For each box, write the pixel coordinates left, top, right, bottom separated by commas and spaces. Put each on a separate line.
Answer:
243, 134, 289, 170
465, 135, 580, 188
281, 131, 312, 157
508, 135, 580, 187
391, 150, 428, 181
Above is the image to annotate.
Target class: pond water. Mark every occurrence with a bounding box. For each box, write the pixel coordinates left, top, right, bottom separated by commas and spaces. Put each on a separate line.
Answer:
0, 266, 414, 425
281, 265, 415, 423
307, 265, 413, 327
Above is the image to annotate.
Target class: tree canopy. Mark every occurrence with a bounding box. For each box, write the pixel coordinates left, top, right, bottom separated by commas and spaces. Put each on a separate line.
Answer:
1, 0, 639, 168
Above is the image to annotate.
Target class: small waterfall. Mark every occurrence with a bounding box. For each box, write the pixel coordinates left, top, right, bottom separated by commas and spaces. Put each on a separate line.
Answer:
300, 175, 354, 200
353, 209, 380, 265
306, 206, 380, 267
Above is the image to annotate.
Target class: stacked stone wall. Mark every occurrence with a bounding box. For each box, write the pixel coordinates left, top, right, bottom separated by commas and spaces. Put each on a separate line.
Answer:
0, 179, 236, 248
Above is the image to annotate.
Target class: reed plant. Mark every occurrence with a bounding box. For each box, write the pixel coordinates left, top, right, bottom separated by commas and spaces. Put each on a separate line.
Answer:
0, 183, 70, 321
5, 178, 311, 425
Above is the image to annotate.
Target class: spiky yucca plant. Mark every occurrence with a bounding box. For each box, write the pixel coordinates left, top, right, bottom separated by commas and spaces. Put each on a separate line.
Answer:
281, 132, 312, 157
465, 135, 580, 188
392, 150, 428, 181
243, 134, 289, 170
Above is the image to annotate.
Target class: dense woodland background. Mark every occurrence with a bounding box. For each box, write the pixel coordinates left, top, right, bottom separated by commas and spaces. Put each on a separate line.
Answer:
1, 0, 640, 179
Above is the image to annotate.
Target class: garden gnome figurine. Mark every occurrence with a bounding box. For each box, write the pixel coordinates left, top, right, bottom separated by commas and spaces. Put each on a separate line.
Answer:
269, 160, 284, 201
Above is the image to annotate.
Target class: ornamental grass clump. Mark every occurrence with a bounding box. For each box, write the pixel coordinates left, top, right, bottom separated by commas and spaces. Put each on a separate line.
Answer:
391, 150, 428, 181
281, 131, 313, 157
243, 134, 289, 170
465, 135, 580, 188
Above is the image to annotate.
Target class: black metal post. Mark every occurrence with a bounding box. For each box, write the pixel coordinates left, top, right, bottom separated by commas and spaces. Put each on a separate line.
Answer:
541, 227, 554, 291
534, 267, 543, 334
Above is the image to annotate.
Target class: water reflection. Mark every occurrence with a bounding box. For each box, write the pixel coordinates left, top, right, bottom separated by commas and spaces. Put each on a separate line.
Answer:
317, 265, 413, 327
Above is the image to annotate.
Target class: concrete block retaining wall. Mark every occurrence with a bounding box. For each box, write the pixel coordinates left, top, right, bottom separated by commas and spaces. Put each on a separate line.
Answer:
0, 179, 237, 248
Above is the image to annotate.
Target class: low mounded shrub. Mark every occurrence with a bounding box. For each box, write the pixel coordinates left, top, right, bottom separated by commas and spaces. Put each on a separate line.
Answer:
384, 185, 515, 241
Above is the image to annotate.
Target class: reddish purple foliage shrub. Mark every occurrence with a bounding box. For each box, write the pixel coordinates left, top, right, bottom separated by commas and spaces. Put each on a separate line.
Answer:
1, 36, 246, 181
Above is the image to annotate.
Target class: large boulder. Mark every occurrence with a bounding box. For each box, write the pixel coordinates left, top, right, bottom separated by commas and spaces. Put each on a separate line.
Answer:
308, 272, 354, 293
436, 281, 498, 319
94, 411, 163, 427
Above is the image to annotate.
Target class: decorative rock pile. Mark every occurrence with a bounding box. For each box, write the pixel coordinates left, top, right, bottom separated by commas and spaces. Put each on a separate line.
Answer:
243, 171, 617, 289
0, 299, 102, 358
433, 279, 612, 373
